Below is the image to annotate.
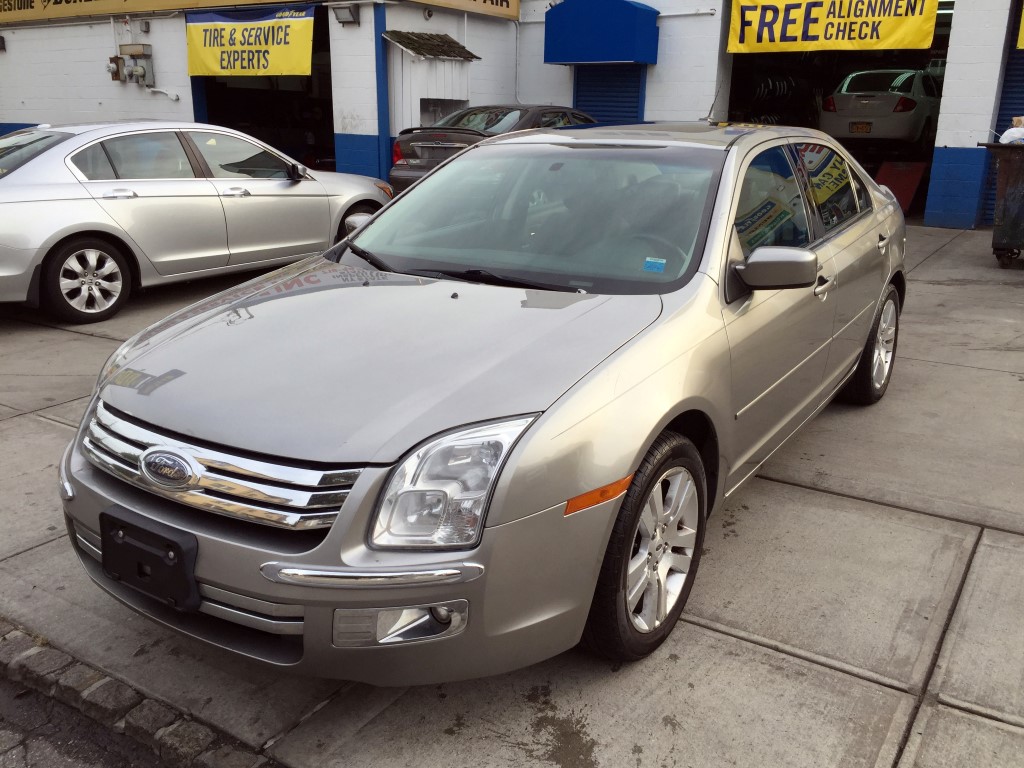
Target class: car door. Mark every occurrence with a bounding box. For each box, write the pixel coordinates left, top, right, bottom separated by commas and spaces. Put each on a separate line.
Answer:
184, 130, 330, 266
794, 142, 890, 390
721, 143, 839, 489
70, 131, 229, 276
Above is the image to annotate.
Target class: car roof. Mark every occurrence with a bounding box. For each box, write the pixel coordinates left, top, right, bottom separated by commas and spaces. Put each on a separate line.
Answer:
482, 122, 837, 152
26, 120, 245, 137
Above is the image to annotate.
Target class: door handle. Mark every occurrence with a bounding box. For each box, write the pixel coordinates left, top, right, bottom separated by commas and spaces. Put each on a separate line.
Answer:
221, 187, 251, 198
813, 275, 834, 297
877, 233, 889, 252
102, 189, 137, 200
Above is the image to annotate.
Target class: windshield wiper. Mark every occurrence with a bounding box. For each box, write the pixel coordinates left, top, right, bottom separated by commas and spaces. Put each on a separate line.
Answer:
428, 268, 576, 292
344, 240, 393, 273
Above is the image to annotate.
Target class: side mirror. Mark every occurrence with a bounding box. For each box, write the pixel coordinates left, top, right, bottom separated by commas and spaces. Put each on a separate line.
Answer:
289, 163, 308, 181
344, 212, 373, 235
734, 246, 817, 290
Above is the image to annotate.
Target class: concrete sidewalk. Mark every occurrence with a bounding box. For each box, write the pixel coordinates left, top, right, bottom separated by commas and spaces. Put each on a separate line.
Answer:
1, 227, 1022, 767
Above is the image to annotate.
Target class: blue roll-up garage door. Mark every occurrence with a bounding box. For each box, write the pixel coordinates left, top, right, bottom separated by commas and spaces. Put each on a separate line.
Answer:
574, 64, 646, 125
984, 48, 1024, 224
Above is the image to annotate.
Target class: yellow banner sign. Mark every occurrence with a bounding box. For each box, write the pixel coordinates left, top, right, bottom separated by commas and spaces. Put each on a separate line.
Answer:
1018, 9, 1024, 49
186, 6, 313, 76
728, 1, 937, 53
0, 0, 302, 26
409, 0, 519, 21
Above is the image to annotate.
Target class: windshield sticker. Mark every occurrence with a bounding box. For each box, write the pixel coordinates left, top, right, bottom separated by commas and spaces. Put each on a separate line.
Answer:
643, 257, 667, 273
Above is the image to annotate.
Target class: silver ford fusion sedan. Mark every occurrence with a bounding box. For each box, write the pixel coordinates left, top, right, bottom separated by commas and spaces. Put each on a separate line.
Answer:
60, 123, 906, 685
0, 121, 393, 323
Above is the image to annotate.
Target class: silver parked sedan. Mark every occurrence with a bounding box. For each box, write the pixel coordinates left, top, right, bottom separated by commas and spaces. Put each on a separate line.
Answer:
60, 123, 905, 684
0, 122, 393, 323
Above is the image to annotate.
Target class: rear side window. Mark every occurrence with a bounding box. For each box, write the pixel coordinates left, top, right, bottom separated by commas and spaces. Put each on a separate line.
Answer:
734, 146, 811, 256
71, 144, 117, 181
794, 143, 858, 233
102, 133, 195, 180
539, 111, 571, 128
571, 112, 596, 124
0, 129, 71, 180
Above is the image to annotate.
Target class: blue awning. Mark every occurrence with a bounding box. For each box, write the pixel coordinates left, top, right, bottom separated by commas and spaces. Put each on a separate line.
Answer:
544, 0, 659, 66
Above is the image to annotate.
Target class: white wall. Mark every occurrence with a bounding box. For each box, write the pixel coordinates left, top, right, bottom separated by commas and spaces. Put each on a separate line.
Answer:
935, 0, 1016, 148
385, 3, 517, 134
0, 16, 194, 124
644, 0, 729, 122
328, 11, 380, 137
517, 0, 573, 105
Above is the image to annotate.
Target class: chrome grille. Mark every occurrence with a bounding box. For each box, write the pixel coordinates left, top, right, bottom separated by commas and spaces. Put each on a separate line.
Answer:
82, 400, 361, 531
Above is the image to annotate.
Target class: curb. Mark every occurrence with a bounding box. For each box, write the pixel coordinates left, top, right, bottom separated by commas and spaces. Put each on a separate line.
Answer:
0, 618, 281, 768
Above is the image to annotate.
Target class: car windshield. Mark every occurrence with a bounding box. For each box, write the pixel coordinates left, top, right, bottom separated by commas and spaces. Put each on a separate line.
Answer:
0, 129, 71, 179
351, 143, 724, 295
843, 71, 916, 94
434, 108, 525, 134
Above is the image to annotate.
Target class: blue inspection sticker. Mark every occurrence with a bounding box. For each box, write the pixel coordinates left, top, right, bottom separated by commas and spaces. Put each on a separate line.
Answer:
643, 257, 667, 273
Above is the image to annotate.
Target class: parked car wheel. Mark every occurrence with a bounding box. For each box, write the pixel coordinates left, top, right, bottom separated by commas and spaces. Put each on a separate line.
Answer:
583, 431, 706, 661
43, 238, 132, 324
336, 202, 381, 243
842, 284, 900, 404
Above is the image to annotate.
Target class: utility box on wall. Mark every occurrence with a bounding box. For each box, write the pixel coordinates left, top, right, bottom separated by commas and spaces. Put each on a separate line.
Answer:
107, 43, 155, 86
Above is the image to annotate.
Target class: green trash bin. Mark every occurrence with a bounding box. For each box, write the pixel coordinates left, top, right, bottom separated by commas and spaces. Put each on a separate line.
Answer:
981, 142, 1024, 268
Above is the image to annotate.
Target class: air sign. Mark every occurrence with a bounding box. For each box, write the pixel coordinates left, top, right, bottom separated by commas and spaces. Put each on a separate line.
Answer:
728, 1, 937, 52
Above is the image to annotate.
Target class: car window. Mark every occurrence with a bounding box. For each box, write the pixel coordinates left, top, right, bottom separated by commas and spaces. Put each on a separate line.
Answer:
571, 112, 596, 125
0, 129, 71, 180
434, 107, 525, 135
794, 143, 859, 234
921, 75, 938, 98
843, 71, 915, 94
540, 111, 571, 128
734, 146, 811, 257
186, 131, 291, 179
70, 143, 117, 181
351, 143, 724, 295
850, 169, 872, 213
101, 133, 194, 180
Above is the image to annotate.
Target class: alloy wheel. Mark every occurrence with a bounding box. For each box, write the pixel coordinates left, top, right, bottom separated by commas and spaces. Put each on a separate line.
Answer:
625, 466, 700, 633
58, 249, 123, 314
872, 298, 898, 390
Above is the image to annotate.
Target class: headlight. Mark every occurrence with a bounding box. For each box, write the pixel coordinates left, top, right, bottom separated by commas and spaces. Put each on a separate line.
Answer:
371, 417, 535, 550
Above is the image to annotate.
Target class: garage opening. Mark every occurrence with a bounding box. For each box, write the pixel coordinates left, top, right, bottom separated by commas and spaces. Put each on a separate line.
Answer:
727, 0, 954, 217
574, 64, 647, 125
191, 5, 335, 171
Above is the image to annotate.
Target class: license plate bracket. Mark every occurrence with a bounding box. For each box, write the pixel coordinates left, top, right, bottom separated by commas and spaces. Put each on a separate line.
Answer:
100, 508, 200, 612
849, 122, 872, 134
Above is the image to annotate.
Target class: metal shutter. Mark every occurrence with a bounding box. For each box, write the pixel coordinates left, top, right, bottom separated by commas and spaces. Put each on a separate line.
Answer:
573, 64, 646, 125
984, 49, 1024, 223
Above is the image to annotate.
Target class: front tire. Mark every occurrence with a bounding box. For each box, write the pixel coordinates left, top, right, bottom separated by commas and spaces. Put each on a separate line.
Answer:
583, 432, 706, 662
842, 283, 900, 404
43, 238, 131, 324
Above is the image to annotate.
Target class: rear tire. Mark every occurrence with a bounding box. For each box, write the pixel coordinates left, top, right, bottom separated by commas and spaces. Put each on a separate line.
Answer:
582, 432, 706, 662
42, 238, 132, 324
841, 284, 900, 405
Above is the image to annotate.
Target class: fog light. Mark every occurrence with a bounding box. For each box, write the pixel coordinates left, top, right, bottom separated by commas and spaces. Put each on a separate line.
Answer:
332, 600, 468, 647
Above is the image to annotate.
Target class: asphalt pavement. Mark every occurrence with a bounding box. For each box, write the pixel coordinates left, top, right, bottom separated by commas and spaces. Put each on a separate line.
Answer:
0, 226, 1022, 768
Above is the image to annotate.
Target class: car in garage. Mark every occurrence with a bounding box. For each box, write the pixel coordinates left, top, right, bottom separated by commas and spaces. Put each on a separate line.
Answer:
818, 69, 941, 150
60, 122, 906, 685
0, 121, 394, 323
388, 104, 595, 191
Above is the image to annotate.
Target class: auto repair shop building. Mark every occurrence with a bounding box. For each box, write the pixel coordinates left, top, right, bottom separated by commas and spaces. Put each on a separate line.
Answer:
0, 0, 1019, 229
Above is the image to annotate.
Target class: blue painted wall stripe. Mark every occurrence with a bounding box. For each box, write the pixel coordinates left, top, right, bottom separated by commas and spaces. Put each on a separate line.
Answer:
334, 133, 381, 178
923, 147, 990, 230
373, 3, 392, 180
190, 78, 209, 123
0, 123, 35, 135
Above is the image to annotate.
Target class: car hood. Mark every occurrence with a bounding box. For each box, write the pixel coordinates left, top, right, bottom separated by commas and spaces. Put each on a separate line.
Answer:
100, 258, 663, 464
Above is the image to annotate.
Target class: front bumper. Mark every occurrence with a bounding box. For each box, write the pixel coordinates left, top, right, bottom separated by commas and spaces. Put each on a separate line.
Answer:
60, 440, 616, 685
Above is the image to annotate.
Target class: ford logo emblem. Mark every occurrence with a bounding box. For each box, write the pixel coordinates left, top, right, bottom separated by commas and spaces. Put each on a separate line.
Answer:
140, 448, 196, 490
